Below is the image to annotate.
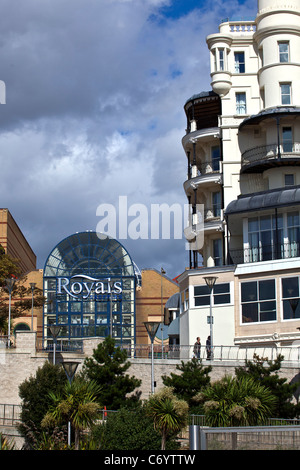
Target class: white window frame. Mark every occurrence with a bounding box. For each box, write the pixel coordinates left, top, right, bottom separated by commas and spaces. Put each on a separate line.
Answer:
280, 83, 291, 105
234, 51, 245, 73
193, 282, 232, 308
236, 92, 247, 115
278, 41, 289, 63
281, 275, 300, 321
240, 279, 277, 325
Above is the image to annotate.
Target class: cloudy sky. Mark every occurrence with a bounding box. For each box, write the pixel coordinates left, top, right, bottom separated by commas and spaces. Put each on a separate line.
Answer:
0, 0, 257, 279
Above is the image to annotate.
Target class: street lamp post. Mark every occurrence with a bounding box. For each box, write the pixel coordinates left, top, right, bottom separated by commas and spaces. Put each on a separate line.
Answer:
5, 277, 16, 348
161, 267, 166, 357
144, 321, 160, 394
109, 278, 114, 338
49, 325, 61, 365
30, 282, 36, 331
62, 361, 79, 447
204, 276, 218, 360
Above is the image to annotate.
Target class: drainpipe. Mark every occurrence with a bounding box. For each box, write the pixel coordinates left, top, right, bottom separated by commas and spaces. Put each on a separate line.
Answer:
276, 116, 281, 160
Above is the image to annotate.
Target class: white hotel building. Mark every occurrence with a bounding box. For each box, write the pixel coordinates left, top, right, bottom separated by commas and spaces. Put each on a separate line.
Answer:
177, 0, 300, 350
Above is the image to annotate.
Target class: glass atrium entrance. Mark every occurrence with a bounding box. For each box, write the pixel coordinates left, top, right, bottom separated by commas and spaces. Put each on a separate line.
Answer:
43, 232, 138, 348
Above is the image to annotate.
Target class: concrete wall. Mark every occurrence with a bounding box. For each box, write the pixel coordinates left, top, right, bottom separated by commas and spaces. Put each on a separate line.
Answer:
0, 332, 299, 405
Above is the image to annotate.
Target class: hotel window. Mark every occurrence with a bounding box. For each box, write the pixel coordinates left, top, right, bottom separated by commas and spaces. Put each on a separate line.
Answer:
280, 83, 291, 105
241, 279, 276, 323
214, 48, 226, 72
282, 277, 300, 319
212, 191, 221, 218
219, 48, 225, 71
279, 42, 289, 63
287, 211, 300, 257
284, 174, 294, 187
180, 289, 189, 312
211, 145, 221, 171
247, 215, 283, 262
234, 52, 245, 73
213, 239, 223, 267
282, 126, 293, 152
236, 92, 247, 115
194, 283, 230, 307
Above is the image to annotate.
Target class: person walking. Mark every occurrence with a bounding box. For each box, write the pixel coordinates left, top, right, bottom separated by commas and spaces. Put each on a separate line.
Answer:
193, 337, 201, 359
206, 336, 211, 359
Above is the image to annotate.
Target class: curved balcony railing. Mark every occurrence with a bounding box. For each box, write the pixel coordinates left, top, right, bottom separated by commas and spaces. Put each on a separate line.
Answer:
189, 160, 221, 177
204, 206, 222, 220
241, 142, 300, 172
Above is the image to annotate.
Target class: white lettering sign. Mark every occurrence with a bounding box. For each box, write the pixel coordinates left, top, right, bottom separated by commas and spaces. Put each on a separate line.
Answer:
57, 275, 122, 299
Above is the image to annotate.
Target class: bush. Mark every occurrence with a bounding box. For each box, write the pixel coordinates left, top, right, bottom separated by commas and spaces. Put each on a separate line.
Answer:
92, 405, 179, 450
18, 361, 67, 448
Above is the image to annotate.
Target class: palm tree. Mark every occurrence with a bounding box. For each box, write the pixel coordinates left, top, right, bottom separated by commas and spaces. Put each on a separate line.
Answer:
194, 375, 277, 427
146, 387, 189, 450
42, 378, 101, 450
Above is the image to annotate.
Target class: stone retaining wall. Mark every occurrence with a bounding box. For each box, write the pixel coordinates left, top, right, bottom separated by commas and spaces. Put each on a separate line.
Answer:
0, 332, 299, 405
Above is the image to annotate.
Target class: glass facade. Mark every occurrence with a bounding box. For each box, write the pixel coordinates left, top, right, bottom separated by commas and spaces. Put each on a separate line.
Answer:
43, 232, 138, 347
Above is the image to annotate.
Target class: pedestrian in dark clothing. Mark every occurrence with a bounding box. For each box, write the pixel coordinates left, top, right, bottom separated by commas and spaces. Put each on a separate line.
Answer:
193, 337, 201, 358
206, 336, 211, 359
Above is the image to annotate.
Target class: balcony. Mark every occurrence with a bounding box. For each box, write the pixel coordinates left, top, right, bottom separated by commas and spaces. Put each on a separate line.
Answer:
184, 91, 221, 135
229, 242, 300, 265
184, 160, 222, 195
241, 142, 300, 173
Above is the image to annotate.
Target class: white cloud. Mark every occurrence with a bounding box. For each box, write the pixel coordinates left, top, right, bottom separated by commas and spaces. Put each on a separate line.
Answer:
0, 0, 257, 277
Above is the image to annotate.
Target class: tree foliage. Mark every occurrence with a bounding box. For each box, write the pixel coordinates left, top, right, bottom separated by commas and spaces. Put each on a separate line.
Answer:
162, 358, 211, 413
81, 336, 142, 410
0, 247, 45, 333
42, 378, 101, 450
235, 353, 300, 418
18, 361, 67, 448
93, 404, 179, 450
145, 387, 189, 450
195, 375, 277, 427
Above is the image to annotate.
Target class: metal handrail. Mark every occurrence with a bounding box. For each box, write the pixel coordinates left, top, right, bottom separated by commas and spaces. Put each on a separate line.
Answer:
36, 338, 83, 353
229, 242, 300, 265
242, 142, 300, 168
120, 344, 300, 363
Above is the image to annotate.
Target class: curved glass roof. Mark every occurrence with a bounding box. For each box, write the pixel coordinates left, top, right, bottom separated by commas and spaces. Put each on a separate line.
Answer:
44, 232, 136, 278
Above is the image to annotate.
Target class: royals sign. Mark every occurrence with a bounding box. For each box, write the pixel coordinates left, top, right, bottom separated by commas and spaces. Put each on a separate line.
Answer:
57, 275, 122, 300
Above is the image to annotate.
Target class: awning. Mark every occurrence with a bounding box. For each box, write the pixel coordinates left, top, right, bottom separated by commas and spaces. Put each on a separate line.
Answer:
167, 316, 180, 337
239, 106, 300, 130
165, 292, 180, 310
225, 186, 300, 216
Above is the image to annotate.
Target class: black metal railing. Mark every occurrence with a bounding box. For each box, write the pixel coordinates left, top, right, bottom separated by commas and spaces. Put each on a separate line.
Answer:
229, 242, 300, 265
189, 160, 221, 178
0, 404, 21, 426
241, 142, 300, 170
